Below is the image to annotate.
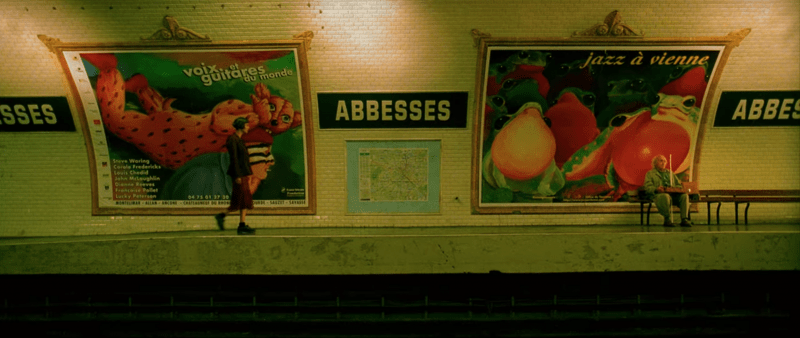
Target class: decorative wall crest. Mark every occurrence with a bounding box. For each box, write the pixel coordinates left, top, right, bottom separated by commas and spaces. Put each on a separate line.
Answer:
573, 11, 643, 37
142, 16, 211, 41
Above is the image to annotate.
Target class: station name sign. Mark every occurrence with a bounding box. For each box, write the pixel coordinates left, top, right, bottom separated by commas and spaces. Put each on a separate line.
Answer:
317, 92, 468, 129
0, 97, 76, 132
714, 90, 800, 127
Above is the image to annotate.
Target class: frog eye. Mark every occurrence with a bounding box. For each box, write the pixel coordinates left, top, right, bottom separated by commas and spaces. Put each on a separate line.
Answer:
647, 92, 661, 104
491, 96, 505, 107
546, 53, 552, 61
629, 79, 645, 91
557, 64, 570, 76
496, 64, 507, 73
682, 97, 696, 108
543, 116, 552, 128
518, 51, 529, 59
281, 114, 292, 123
268, 103, 276, 112
494, 116, 510, 130
610, 115, 627, 127
582, 94, 596, 106
501, 79, 516, 89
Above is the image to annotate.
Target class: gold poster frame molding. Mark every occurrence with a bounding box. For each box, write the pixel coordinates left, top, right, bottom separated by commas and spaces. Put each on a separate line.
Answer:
41, 17, 317, 215
470, 11, 750, 214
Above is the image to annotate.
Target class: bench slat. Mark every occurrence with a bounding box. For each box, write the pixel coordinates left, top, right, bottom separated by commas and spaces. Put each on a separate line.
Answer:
694, 190, 800, 225
702, 197, 800, 202
701, 189, 800, 197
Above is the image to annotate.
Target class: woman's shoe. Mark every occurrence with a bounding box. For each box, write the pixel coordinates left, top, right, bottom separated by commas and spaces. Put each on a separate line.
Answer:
237, 224, 256, 235
214, 213, 226, 230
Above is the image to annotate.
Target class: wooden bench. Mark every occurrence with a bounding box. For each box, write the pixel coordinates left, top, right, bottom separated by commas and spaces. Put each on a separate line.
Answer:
630, 190, 698, 225
700, 190, 800, 225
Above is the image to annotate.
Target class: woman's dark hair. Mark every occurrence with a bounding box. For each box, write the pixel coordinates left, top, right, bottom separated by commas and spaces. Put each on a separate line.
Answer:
232, 117, 249, 130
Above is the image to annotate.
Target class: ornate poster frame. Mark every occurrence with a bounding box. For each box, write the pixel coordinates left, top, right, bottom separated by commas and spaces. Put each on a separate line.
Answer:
42, 23, 316, 215
471, 13, 749, 214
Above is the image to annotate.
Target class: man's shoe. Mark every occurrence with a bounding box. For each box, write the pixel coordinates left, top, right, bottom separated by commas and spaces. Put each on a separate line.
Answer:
214, 213, 226, 230
663, 219, 675, 227
680, 219, 692, 227
237, 224, 256, 235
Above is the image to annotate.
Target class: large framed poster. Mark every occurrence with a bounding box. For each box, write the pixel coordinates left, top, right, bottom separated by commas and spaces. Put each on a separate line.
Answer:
471, 23, 749, 214
48, 38, 316, 215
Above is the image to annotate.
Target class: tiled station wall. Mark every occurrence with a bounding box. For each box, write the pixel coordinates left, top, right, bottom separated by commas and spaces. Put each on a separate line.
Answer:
0, 0, 798, 237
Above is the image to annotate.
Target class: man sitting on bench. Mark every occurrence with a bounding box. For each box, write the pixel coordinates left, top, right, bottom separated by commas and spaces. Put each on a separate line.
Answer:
643, 155, 692, 228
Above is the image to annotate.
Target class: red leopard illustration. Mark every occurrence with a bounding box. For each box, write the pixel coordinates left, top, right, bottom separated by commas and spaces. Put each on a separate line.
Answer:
82, 53, 302, 170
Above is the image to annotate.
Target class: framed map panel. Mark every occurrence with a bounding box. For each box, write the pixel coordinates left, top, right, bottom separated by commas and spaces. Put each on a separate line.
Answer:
346, 140, 441, 214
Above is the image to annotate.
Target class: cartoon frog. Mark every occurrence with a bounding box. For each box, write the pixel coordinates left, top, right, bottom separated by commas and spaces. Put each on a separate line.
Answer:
487, 50, 552, 97
484, 51, 553, 141
543, 58, 595, 104
483, 77, 549, 144
659, 64, 709, 107
482, 102, 565, 202
594, 71, 661, 130
559, 93, 700, 201
544, 88, 600, 168
554, 87, 597, 112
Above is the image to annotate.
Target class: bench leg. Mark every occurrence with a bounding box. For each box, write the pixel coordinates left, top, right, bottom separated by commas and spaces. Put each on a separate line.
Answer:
640, 202, 644, 225
735, 202, 739, 225
715, 203, 722, 225
646, 203, 652, 226
707, 202, 711, 225
744, 202, 751, 225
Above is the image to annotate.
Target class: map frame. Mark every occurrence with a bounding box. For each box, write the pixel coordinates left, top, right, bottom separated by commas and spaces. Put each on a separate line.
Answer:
345, 139, 441, 214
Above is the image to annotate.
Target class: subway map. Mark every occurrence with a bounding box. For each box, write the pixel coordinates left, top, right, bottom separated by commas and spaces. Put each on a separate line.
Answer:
358, 148, 429, 202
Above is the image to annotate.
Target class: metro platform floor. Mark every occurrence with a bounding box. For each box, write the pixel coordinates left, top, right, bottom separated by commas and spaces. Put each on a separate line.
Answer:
1, 224, 797, 275
1, 223, 798, 244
